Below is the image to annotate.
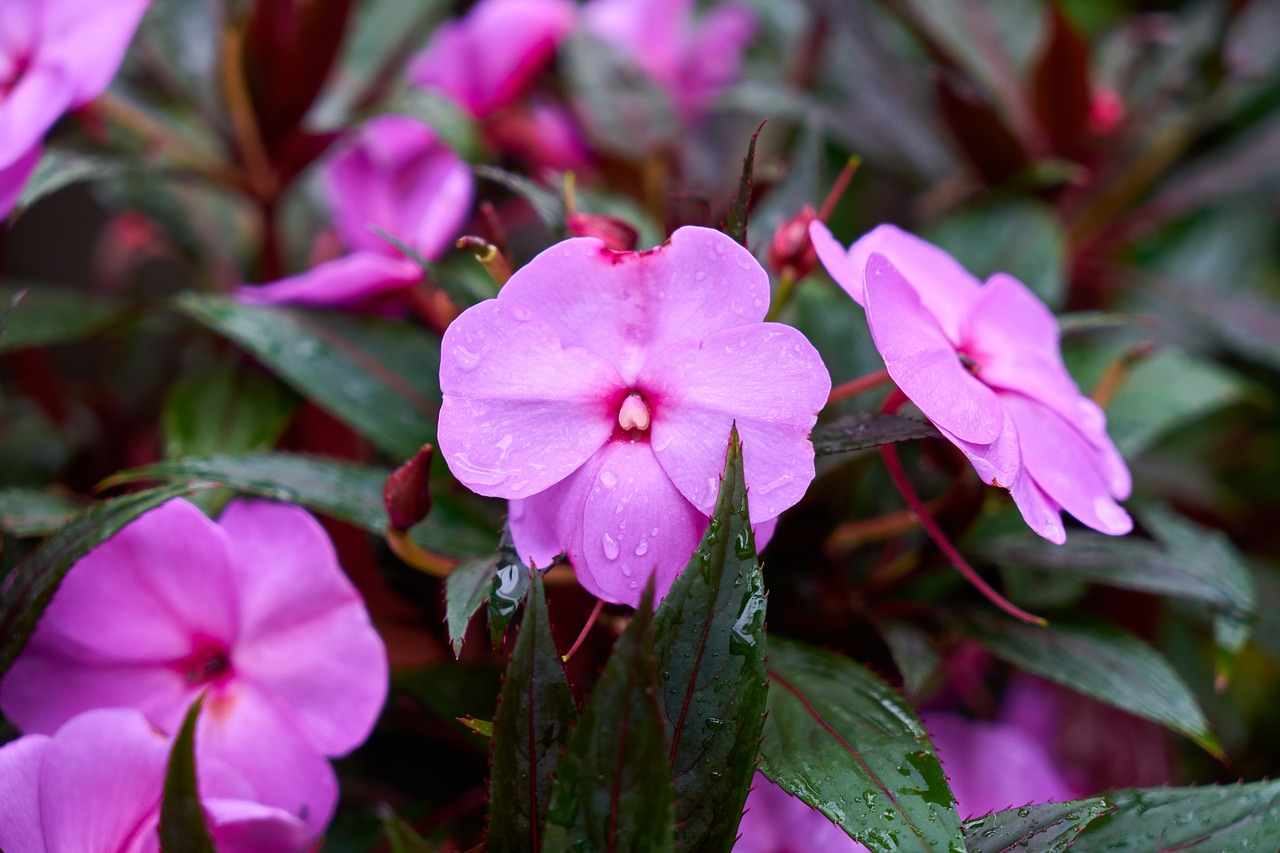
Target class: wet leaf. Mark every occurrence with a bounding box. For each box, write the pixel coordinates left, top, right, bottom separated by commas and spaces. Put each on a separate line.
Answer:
652, 427, 768, 852
489, 527, 532, 648
962, 798, 1111, 853
812, 412, 942, 456
446, 554, 498, 657
1071, 780, 1280, 852
760, 638, 964, 853
488, 571, 577, 852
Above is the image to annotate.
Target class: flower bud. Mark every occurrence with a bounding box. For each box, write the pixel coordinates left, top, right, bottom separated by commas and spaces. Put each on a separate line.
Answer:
384, 443, 434, 530
567, 213, 638, 252
767, 205, 819, 279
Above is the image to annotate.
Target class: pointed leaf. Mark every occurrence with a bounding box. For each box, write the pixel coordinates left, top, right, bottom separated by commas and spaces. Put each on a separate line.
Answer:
159, 697, 216, 853
812, 412, 942, 457
1071, 781, 1280, 852
446, 555, 498, 657
544, 580, 676, 852
177, 294, 441, 460
0, 484, 196, 674
724, 123, 764, 247
0, 283, 130, 352
379, 804, 437, 853
959, 615, 1219, 754
17, 151, 128, 215
489, 527, 533, 647
962, 798, 1111, 853
652, 427, 767, 852
0, 488, 81, 537
489, 571, 577, 851
760, 638, 965, 853
161, 357, 299, 459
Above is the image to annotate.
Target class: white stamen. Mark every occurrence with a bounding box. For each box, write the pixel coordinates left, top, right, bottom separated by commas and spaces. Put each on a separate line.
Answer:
617, 394, 651, 431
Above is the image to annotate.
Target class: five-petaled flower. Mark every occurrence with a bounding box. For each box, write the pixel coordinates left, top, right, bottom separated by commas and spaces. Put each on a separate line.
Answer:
0, 498, 389, 838
238, 114, 472, 307
438, 225, 830, 606
809, 222, 1132, 543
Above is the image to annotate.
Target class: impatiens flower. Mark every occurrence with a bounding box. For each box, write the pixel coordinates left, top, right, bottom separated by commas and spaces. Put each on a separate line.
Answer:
238, 115, 472, 306
0, 498, 389, 837
439, 226, 830, 605
407, 0, 577, 121
809, 222, 1132, 544
0, 708, 313, 853
581, 0, 756, 125
0, 0, 150, 217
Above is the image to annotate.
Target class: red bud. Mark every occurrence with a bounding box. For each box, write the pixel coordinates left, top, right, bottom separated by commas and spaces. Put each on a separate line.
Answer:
567, 213, 638, 252
767, 205, 818, 279
384, 444, 434, 530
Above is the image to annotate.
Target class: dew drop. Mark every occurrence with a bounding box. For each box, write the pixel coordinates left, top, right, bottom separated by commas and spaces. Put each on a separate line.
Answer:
634, 540, 648, 556
600, 469, 619, 488
602, 532, 620, 560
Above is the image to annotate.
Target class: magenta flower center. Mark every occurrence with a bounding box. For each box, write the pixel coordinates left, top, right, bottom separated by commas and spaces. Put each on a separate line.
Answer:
616, 391, 652, 435
177, 637, 234, 687
0, 55, 30, 97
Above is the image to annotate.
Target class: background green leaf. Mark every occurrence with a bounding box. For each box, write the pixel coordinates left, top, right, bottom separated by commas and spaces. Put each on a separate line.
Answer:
812, 413, 942, 457
0, 283, 130, 353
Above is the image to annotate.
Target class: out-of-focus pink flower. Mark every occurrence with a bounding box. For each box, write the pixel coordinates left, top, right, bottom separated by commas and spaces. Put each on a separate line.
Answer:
484, 93, 593, 174
407, 0, 576, 120
0, 498, 389, 837
809, 222, 1132, 544
238, 115, 472, 307
0, 0, 150, 217
581, 0, 756, 125
0, 708, 313, 853
438, 226, 829, 606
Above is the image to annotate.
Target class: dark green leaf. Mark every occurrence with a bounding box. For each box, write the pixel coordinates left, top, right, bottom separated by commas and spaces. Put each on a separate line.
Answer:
652, 427, 767, 852
0, 485, 195, 674
1105, 351, 1245, 458
446, 554, 498, 657
959, 615, 1219, 754
560, 31, 677, 159
177, 294, 440, 460
489, 528, 532, 648
877, 621, 942, 699
378, 804, 437, 853
0, 288, 21, 336
159, 697, 216, 853
812, 413, 942, 456
393, 664, 501, 731
0, 283, 130, 352
460, 716, 493, 738
760, 638, 964, 853
925, 202, 1067, 308
0, 489, 81, 537
962, 798, 1111, 853
1071, 781, 1280, 852
161, 357, 299, 459
474, 166, 566, 239
544, 580, 676, 852
723, 122, 764, 247
489, 571, 577, 852
17, 150, 128, 215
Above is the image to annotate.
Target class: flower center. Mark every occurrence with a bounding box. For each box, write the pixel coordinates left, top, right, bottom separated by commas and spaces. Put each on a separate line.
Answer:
0, 55, 31, 98
617, 392, 651, 433
177, 638, 233, 687
957, 350, 979, 375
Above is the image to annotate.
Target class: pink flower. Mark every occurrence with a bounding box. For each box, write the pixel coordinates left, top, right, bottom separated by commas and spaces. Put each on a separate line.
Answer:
438, 226, 830, 605
0, 0, 150, 216
238, 115, 472, 307
0, 498, 389, 837
407, 0, 577, 120
809, 222, 1132, 544
0, 708, 313, 853
581, 0, 756, 125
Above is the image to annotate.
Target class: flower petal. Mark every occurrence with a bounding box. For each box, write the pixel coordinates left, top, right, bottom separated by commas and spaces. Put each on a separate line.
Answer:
498, 226, 771, 382
1002, 392, 1132, 536
672, 2, 756, 122
808, 220, 866, 306
217, 500, 388, 757
641, 323, 829, 521
440, 298, 622, 497
40, 708, 168, 853
1009, 467, 1066, 545
0, 734, 50, 853
864, 253, 1002, 444
37, 0, 150, 105
236, 252, 423, 307
0, 64, 74, 167
204, 799, 314, 853
0, 143, 40, 218
933, 406, 1021, 489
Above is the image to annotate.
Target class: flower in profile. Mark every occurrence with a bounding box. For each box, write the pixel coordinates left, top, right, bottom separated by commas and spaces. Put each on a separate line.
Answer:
438, 226, 830, 605
0, 708, 313, 852
809, 222, 1132, 543
238, 115, 472, 307
0, 498, 389, 837
0, 0, 150, 216
581, 0, 756, 125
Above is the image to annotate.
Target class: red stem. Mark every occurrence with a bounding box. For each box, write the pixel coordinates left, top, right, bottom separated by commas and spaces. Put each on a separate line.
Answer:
562, 597, 605, 663
827, 369, 892, 405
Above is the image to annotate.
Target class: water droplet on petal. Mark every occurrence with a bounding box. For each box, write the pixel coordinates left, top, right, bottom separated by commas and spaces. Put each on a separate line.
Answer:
602, 532, 620, 560
634, 540, 648, 556
600, 470, 618, 488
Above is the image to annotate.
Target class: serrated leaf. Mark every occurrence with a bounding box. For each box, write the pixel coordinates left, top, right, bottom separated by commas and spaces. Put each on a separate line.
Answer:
544, 580, 676, 852
959, 615, 1219, 754
760, 638, 965, 853
177, 294, 440, 460
0, 283, 130, 352
446, 555, 498, 657
159, 697, 216, 853
0, 485, 196, 674
962, 798, 1111, 853
489, 527, 533, 648
812, 413, 942, 457
379, 804, 437, 853
652, 427, 767, 852
0, 489, 81, 537
1070, 781, 1280, 852
161, 357, 299, 459
474, 166, 566, 239
489, 571, 577, 852
723, 122, 764, 247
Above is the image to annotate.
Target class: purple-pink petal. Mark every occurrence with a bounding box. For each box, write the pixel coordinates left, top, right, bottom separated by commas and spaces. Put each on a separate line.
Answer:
673, 2, 756, 122
863, 253, 1002, 444
217, 500, 388, 757
932, 407, 1021, 489
236, 252, 424, 307
734, 774, 863, 853
0, 733, 49, 853
203, 800, 314, 853
35, 0, 151, 106
1009, 467, 1067, 544
439, 298, 623, 498
808, 220, 867, 304
0, 143, 39, 217
640, 323, 828, 521
0, 63, 74, 168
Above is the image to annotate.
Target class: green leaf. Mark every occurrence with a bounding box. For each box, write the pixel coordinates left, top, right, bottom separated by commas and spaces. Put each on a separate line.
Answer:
379, 804, 437, 853
1070, 781, 1280, 852
1105, 351, 1245, 458
0, 485, 195, 675
877, 621, 942, 699
0, 288, 21, 336
959, 615, 1219, 754
0, 283, 129, 352
161, 357, 299, 459
489, 571, 577, 852
560, 31, 677, 159
760, 638, 965, 853
446, 554, 498, 657
17, 150, 128, 215
812, 413, 942, 457
0, 489, 81, 537
652, 427, 768, 852
544, 580, 677, 852
723, 122, 764, 247
489, 536, 532, 648
159, 697, 217, 853
177, 294, 440, 460
924, 202, 1067, 308
962, 799, 1111, 853
474, 166, 566, 239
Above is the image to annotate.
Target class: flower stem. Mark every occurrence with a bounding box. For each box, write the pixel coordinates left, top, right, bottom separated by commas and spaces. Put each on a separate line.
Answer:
826, 369, 893, 405
764, 267, 795, 322
562, 598, 606, 663
817, 155, 862, 223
